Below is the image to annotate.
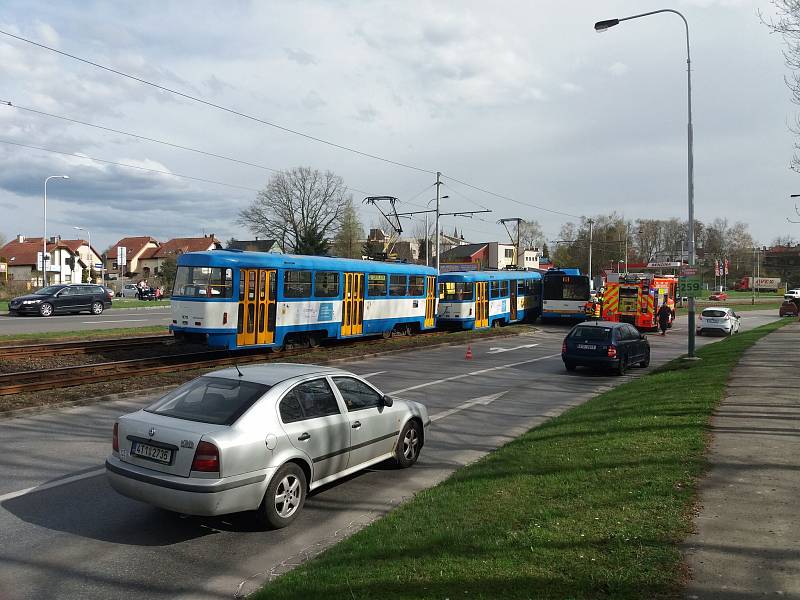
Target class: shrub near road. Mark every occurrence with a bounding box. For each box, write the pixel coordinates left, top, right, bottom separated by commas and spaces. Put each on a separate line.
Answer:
257, 320, 789, 600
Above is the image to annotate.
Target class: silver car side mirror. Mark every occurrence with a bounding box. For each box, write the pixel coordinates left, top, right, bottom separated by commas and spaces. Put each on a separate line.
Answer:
382, 394, 393, 407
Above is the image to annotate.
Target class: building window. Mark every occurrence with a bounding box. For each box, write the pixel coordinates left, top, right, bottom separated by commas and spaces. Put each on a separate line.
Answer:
504, 248, 514, 258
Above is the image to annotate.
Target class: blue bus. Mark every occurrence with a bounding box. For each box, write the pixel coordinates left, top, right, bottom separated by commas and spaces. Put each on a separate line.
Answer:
541, 268, 590, 320
437, 270, 542, 330
170, 250, 437, 349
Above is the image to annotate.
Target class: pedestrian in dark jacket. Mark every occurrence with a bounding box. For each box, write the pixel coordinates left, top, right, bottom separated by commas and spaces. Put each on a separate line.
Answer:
657, 303, 672, 335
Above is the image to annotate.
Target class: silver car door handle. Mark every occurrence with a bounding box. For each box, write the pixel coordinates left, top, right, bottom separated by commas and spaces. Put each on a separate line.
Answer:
297, 432, 311, 441
351, 421, 361, 429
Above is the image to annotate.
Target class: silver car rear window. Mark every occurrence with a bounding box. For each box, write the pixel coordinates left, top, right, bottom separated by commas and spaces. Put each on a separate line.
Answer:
702, 310, 727, 318
145, 376, 270, 425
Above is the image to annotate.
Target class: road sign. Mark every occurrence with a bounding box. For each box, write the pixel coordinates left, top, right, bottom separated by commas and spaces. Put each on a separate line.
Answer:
679, 275, 702, 297
117, 245, 127, 267
94, 262, 104, 270
680, 266, 698, 277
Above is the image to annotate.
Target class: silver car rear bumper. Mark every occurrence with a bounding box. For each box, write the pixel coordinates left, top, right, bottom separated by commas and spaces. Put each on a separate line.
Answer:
106, 456, 272, 516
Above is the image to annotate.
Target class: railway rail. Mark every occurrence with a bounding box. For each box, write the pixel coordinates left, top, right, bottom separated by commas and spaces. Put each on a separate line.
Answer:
0, 335, 173, 360
0, 331, 453, 397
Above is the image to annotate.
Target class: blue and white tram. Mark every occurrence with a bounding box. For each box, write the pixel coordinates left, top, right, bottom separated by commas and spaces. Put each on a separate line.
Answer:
170, 250, 438, 350
437, 270, 542, 330
541, 268, 590, 320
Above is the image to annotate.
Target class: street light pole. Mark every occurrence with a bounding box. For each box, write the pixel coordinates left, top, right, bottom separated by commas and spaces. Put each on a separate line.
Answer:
43, 175, 69, 286
435, 172, 442, 274
595, 8, 696, 357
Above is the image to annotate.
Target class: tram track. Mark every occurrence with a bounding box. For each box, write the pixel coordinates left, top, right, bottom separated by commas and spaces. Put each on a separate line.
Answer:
0, 330, 456, 397
0, 335, 174, 360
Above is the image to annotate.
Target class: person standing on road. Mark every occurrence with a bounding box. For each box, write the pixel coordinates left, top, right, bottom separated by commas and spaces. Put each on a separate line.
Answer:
657, 302, 672, 336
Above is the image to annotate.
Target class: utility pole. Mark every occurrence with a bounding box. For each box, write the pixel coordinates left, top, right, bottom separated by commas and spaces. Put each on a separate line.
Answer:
587, 218, 594, 288
435, 172, 442, 274
499, 218, 523, 268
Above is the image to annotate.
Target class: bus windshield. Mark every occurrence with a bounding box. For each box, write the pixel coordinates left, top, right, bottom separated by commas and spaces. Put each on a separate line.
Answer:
543, 275, 590, 301
173, 266, 233, 297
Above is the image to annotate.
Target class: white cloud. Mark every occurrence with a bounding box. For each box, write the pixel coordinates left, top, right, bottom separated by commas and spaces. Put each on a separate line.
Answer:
608, 61, 629, 77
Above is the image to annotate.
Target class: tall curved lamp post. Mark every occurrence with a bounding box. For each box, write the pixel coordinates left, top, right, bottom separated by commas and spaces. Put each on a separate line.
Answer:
595, 9, 696, 357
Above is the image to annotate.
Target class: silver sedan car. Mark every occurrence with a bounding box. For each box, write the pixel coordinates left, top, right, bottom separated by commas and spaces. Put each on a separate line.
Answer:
106, 363, 430, 528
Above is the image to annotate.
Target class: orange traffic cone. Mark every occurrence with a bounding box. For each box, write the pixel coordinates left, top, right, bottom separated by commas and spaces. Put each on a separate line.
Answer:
465, 344, 473, 360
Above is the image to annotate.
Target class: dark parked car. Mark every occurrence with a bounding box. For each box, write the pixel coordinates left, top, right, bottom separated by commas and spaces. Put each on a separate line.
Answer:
8, 284, 113, 317
779, 300, 799, 317
562, 321, 650, 376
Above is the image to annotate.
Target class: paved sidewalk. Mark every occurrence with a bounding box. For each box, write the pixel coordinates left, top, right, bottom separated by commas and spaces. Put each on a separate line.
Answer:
683, 322, 800, 599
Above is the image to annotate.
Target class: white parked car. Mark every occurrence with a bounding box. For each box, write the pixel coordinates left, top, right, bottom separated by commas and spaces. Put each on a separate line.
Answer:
120, 283, 140, 298
784, 288, 800, 300
696, 307, 741, 336
106, 364, 430, 528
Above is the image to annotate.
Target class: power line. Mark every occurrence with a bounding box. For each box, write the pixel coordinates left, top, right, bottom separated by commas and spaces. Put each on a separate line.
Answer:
442, 173, 584, 219
0, 28, 436, 175
0, 99, 374, 198
0, 138, 261, 192
442, 182, 490, 211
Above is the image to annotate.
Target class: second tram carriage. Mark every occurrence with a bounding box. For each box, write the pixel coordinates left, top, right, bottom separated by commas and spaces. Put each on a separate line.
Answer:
170, 251, 438, 350
437, 270, 542, 330
541, 268, 591, 320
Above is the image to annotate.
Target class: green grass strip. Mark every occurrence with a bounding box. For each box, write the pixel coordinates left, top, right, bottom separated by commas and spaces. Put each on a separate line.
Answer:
0, 325, 169, 343
256, 319, 790, 600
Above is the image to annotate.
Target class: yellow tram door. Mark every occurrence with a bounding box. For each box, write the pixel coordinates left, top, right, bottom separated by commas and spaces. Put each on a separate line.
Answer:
237, 269, 276, 347
424, 275, 436, 328
341, 272, 364, 337
475, 281, 489, 328
510, 279, 518, 321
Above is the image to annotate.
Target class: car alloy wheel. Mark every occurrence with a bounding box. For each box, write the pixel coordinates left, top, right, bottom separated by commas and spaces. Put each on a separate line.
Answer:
91, 301, 104, 315
258, 462, 306, 529
395, 420, 422, 468
39, 302, 53, 317
274, 474, 302, 519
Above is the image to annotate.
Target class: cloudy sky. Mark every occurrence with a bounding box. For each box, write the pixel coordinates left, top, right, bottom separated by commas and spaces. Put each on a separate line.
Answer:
1, 0, 797, 252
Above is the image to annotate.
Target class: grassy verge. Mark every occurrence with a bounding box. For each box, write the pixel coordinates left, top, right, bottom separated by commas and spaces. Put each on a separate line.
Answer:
0, 326, 169, 344
110, 299, 170, 308
256, 319, 789, 600
675, 301, 782, 316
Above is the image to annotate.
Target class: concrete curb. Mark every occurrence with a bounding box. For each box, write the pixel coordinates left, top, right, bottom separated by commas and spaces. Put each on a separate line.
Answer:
0, 328, 538, 421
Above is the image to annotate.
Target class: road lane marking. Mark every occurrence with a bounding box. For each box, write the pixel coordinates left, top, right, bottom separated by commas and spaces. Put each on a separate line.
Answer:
389, 353, 561, 395
360, 371, 386, 378
431, 391, 507, 422
0, 467, 105, 503
487, 343, 539, 354
82, 319, 149, 323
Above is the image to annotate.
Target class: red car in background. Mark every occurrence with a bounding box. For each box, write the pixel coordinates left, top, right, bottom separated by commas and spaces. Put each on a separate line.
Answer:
708, 291, 729, 301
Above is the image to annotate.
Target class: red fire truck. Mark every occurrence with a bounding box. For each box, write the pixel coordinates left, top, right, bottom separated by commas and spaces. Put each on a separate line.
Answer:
601, 273, 678, 330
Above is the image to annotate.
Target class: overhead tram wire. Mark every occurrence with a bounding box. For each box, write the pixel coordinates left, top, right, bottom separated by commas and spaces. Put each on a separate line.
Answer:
0, 29, 581, 221
0, 29, 436, 176
441, 173, 584, 219
0, 100, 374, 198
0, 139, 262, 193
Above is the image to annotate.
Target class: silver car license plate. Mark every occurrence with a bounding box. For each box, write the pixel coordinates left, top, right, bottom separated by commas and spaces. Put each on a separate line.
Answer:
132, 442, 172, 464
577, 344, 596, 350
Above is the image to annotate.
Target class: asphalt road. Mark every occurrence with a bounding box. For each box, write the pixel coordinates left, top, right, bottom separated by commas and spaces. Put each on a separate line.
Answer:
0, 306, 171, 335
0, 311, 781, 600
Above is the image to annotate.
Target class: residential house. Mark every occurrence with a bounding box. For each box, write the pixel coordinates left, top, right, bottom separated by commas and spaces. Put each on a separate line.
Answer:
441, 242, 542, 271
105, 236, 160, 279
60, 239, 103, 279
0, 235, 86, 286
140, 234, 223, 280
440, 243, 490, 270
227, 239, 282, 253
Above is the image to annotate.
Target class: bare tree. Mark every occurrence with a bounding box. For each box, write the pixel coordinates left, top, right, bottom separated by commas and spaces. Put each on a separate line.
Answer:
238, 167, 350, 255
634, 219, 663, 262
514, 220, 545, 251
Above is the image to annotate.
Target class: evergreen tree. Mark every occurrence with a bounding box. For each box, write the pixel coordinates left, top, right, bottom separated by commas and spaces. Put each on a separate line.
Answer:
332, 200, 364, 258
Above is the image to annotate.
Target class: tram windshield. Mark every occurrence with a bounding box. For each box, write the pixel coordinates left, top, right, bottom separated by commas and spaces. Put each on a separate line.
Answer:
173, 266, 233, 297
